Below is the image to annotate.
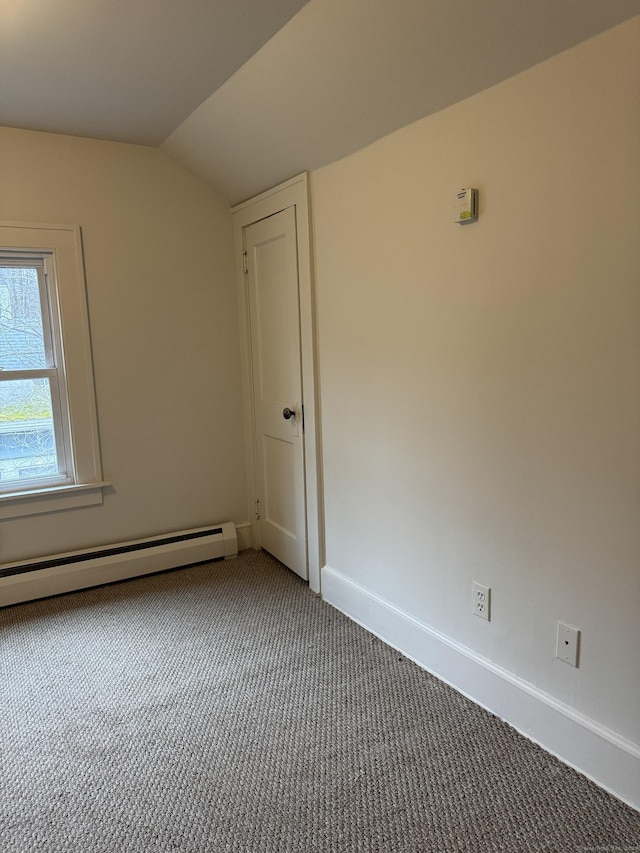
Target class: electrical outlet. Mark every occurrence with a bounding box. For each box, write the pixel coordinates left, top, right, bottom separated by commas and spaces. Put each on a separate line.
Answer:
556, 621, 580, 667
472, 582, 491, 621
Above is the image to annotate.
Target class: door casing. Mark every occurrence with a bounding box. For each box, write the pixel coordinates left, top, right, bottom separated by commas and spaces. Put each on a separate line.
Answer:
232, 173, 323, 593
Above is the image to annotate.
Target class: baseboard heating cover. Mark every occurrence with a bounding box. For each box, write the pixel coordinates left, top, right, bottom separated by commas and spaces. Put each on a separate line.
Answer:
0, 522, 237, 608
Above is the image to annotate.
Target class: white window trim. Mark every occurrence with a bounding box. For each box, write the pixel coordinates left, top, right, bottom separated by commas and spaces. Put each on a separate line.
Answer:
0, 221, 108, 518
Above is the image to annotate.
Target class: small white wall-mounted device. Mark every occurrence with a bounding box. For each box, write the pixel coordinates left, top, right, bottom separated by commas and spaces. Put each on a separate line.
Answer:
454, 187, 479, 224
556, 620, 580, 667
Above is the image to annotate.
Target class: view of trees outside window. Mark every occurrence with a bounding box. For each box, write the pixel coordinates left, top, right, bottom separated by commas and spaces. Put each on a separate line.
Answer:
0, 266, 58, 484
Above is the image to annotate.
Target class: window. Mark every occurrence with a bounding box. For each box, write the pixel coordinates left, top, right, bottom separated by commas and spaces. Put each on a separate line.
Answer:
0, 256, 69, 487
0, 223, 106, 518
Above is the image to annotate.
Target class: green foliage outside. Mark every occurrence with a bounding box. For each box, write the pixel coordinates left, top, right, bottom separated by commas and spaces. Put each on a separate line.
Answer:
0, 403, 52, 422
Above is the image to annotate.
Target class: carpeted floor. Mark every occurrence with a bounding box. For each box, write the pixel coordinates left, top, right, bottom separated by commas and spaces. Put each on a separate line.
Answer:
1, 548, 638, 852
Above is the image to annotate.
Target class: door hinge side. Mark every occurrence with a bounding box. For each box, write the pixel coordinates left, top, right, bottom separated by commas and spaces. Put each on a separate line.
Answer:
254, 498, 260, 519
243, 251, 248, 275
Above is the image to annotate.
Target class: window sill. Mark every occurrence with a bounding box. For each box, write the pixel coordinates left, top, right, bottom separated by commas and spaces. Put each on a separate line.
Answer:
0, 481, 111, 519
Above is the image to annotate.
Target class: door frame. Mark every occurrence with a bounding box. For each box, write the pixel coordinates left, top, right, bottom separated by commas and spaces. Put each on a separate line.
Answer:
232, 173, 323, 593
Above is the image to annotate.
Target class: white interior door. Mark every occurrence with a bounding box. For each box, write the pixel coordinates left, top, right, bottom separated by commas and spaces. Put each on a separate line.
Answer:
245, 207, 307, 579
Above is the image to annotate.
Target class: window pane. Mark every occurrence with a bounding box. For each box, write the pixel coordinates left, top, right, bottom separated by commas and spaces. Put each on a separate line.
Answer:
0, 266, 47, 369
0, 379, 59, 484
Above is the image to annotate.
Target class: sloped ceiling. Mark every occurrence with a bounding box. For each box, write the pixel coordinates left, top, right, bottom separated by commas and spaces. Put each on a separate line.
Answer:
2, 0, 640, 204
0, 0, 309, 144
163, 0, 640, 204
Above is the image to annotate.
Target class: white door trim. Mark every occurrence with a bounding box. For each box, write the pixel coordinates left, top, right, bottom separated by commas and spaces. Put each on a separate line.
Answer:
232, 173, 323, 593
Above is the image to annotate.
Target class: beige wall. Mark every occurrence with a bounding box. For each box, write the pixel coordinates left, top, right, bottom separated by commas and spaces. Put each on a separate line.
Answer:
312, 16, 640, 754
0, 128, 246, 562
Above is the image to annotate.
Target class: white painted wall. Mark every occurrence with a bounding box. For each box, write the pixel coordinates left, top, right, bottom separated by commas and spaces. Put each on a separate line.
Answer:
312, 19, 640, 805
0, 128, 246, 564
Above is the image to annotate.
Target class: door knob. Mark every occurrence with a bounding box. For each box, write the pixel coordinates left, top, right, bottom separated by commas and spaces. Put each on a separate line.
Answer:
282, 407, 296, 420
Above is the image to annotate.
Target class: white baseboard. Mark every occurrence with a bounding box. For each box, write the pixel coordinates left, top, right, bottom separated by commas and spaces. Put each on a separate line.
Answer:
322, 565, 640, 811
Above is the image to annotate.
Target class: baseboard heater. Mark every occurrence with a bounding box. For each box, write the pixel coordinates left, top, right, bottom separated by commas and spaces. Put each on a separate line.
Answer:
0, 522, 237, 608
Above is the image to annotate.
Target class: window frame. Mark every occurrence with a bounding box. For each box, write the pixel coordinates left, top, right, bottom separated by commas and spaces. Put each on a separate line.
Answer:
0, 222, 108, 518
0, 255, 73, 488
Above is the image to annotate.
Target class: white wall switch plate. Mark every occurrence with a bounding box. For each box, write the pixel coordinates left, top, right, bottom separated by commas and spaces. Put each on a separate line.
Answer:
556, 621, 580, 667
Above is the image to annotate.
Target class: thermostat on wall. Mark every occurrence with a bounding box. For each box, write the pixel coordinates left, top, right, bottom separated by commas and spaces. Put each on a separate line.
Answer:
454, 187, 478, 224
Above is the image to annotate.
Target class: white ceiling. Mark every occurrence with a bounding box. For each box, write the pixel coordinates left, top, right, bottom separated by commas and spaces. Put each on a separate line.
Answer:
2, 0, 640, 204
0, 0, 309, 144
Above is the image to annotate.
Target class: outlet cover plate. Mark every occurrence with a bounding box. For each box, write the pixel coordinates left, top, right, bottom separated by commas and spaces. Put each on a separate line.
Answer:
556, 621, 580, 667
472, 582, 491, 621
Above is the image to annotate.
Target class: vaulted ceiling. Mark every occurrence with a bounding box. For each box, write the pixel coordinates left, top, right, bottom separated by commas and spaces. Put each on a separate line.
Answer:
2, 0, 639, 203
0, 0, 309, 145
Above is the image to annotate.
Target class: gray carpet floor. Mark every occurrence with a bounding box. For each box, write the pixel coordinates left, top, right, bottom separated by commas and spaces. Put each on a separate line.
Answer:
1, 548, 639, 852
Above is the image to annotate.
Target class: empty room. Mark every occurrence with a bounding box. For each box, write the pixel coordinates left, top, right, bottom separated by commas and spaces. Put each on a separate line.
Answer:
1, 1, 639, 850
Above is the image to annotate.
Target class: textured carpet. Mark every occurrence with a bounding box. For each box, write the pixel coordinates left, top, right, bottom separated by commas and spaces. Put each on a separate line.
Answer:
1, 549, 638, 853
